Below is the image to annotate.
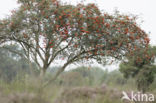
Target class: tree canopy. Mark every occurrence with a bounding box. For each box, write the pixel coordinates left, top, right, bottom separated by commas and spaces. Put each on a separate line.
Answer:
0, 0, 150, 84
120, 46, 156, 92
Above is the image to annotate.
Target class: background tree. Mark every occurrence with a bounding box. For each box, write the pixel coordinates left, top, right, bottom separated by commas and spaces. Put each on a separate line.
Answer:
119, 46, 156, 92
0, 45, 38, 82
0, 0, 150, 85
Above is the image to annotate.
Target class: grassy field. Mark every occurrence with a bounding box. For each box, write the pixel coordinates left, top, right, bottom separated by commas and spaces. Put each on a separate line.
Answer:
0, 67, 156, 103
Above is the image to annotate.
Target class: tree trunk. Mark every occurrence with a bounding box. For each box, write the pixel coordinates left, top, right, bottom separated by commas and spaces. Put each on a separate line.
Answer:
38, 66, 47, 90
42, 62, 70, 88
40, 61, 49, 76
39, 68, 46, 77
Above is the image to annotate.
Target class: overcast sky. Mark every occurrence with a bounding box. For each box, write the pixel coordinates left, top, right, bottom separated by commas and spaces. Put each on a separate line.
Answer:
0, 0, 156, 71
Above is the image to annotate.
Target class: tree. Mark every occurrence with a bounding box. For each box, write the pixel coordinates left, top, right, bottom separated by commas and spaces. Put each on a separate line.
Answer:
119, 46, 156, 92
0, 0, 150, 85
0, 45, 38, 82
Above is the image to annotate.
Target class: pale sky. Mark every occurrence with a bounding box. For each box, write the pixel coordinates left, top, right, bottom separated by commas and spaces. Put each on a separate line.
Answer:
0, 0, 156, 71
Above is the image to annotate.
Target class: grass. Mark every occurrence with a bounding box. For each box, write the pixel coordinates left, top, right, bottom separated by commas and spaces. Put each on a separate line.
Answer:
0, 68, 155, 103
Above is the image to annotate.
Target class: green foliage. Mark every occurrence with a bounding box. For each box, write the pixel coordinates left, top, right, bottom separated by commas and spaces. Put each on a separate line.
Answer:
50, 66, 104, 86
136, 65, 156, 92
71, 66, 104, 85
119, 46, 156, 92
102, 70, 126, 85
46, 66, 136, 90
0, 45, 38, 82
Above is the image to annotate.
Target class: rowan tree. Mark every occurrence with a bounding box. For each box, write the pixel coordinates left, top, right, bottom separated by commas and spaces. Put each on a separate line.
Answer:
119, 46, 156, 92
0, 0, 150, 85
